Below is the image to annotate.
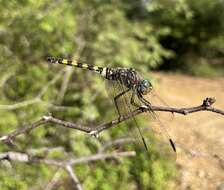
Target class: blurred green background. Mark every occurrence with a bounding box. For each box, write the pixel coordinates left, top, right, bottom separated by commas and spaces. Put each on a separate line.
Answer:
0, 0, 223, 189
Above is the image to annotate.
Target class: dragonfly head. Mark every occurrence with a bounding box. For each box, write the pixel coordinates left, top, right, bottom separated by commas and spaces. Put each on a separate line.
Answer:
138, 79, 153, 95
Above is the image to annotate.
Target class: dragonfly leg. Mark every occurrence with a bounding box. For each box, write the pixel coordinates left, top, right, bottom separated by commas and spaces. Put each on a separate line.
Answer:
114, 88, 130, 121
139, 96, 151, 106
138, 96, 157, 116
137, 95, 152, 109
130, 91, 141, 107
131, 92, 149, 111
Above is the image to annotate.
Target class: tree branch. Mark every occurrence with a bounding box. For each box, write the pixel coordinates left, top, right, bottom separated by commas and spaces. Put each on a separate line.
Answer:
0, 150, 135, 190
65, 165, 83, 190
0, 97, 223, 145
98, 138, 136, 153
0, 151, 136, 167
149, 97, 223, 115
94, 97, 224, 134
0, 98, 41, 110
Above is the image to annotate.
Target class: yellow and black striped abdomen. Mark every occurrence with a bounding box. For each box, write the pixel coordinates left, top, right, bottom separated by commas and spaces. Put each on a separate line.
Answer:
47, 57, 106, 76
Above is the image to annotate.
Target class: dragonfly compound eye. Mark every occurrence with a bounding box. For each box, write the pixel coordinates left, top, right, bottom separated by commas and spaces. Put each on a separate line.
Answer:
140, 79, 152, 95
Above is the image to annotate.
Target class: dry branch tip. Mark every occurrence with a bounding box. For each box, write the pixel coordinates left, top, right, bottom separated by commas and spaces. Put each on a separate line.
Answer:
202, 97, 216, 107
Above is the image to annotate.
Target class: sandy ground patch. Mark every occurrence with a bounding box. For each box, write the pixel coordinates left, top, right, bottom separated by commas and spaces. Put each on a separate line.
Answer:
149, 72, 224, 190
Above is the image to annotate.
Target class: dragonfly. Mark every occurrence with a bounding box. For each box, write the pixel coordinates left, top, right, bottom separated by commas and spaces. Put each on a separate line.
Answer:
46, 56, 176, 153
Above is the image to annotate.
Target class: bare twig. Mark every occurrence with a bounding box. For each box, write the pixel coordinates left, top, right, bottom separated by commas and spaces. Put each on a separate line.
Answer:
0, 151, 29, 162
0, 99, 74, 111
56, 44, 85, 103
65, 165, 83, 190
0, 150, 135, 190
27, 147, 65, 156
99, 138, 136, 153
0, 71, 15, 88
45, 102, 74, 111
0, 151, 136, 166
0, 97, 223, 144
37, 69, 64, 98
0, 118, 47, 144
94, 97, 224, 134
149, 97, 223, 116
0, 69, 64, 110
56, 66, 74, 103
0, 98, 41, 110
67, 151, 136, 165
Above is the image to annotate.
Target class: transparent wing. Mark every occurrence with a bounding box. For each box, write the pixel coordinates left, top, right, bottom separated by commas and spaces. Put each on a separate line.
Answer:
105, 79, 149, 151
105, 80, 138, 114
115, 79, 177, 159
147, 110, 177, 159
146, 88, 175, 122
137, 93, 177, 160
105, 78, 177, 160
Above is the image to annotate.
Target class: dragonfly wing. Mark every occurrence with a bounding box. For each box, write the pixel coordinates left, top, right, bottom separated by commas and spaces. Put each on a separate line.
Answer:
146, 89, 175, 122
138, 95, 177, 159
105, 79, 149, 151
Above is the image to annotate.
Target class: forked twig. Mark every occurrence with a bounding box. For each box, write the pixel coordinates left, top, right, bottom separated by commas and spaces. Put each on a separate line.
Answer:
0, 150, 135, 190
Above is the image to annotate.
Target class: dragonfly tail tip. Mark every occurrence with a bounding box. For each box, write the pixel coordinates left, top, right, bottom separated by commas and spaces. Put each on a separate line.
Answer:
169, 138, 176, 152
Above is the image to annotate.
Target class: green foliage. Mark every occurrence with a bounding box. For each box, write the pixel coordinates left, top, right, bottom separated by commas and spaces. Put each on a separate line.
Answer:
147, 0, 224, 75
0, 162, 54, 190
185, 60, 224, 77
2, 0, 223, 189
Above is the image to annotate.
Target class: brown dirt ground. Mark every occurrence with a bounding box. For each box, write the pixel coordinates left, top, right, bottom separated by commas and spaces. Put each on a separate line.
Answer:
149, 72, 224, 190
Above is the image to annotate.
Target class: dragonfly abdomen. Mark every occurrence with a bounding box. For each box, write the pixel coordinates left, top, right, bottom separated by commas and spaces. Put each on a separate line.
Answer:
47, 57, 106, 76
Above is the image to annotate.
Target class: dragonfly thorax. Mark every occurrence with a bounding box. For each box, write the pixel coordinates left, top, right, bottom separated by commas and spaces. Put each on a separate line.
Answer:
106, 68, 139, 89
